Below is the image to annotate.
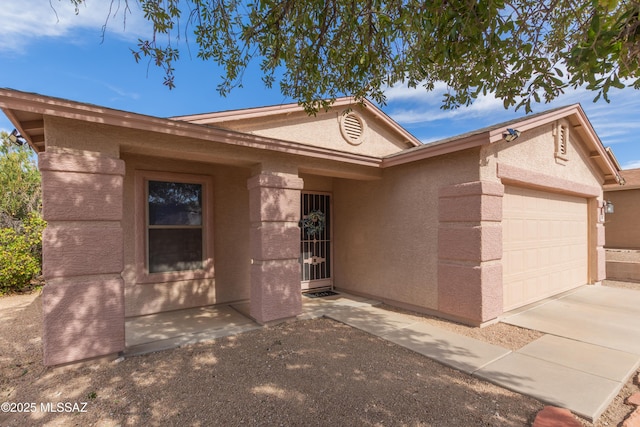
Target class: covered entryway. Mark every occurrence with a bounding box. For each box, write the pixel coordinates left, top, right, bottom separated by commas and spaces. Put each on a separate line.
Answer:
502, 186, 588, 311
300, 192, 332, 291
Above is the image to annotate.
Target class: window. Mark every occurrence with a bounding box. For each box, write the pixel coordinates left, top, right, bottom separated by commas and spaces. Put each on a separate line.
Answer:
135, 171, 214, 283
147, 181, 203, 273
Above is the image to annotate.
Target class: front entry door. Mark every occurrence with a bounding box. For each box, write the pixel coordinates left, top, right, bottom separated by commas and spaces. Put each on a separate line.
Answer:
300, 192, 332, 290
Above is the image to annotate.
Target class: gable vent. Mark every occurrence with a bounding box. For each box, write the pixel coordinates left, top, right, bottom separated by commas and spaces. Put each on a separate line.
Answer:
554, 121, 569, 161
557, 125, 566, 154
339, 111, 367, 145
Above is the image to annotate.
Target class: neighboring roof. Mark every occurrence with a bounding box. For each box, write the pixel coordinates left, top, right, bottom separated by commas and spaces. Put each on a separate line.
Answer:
383, 103, 624, 185
171, 96, 422, 148
605, 168, 640, 191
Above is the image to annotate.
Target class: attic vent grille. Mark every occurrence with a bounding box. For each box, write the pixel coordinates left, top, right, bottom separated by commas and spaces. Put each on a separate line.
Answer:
558, 126, 567, 155
339, 111, 367, 145
344, 114, 363, 139
554, 121, 569, 161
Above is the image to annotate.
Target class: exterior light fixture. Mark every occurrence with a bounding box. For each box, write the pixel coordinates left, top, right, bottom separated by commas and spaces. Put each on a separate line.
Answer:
502, 128, 521, 142
599, 200, 615, 222
604, 200, 614, 214
8, 129, 26, 146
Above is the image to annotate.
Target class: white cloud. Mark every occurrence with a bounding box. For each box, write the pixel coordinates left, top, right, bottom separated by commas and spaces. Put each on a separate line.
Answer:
622, 160, 640, 169
0, 0, 150, 52
384, 82, 509, 124
384, 81, 448, 103
578, 89, 640, 146
590, 121, 640, 145
384, 81, 640, 145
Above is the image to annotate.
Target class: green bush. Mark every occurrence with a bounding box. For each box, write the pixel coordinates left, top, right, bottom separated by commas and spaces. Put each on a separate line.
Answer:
0, 213, 46, 294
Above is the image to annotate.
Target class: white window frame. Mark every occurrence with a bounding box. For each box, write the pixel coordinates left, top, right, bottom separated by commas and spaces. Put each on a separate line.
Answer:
135, 170, 214, 284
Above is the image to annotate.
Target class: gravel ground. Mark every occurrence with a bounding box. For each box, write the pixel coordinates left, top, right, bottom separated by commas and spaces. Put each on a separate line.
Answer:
1, 282, 639, 426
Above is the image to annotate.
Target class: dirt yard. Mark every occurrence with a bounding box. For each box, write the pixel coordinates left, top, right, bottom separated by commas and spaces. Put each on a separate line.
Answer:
1, 281, 638, 426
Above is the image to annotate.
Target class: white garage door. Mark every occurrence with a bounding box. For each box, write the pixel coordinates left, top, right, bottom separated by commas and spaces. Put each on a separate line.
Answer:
503, 186, 588, 311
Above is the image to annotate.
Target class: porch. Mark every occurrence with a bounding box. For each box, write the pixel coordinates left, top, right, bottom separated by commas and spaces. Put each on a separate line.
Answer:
124, 292, 380, 357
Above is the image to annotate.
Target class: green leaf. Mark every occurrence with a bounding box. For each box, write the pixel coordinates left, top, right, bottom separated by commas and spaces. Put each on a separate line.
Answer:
64, 0, 640, 112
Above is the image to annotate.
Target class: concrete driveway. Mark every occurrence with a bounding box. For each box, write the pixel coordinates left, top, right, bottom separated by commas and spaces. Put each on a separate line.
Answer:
476, 285, 640, 421
502, 285, 640, 355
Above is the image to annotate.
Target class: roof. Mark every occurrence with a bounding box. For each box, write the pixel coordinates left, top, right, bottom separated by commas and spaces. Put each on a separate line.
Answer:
605, 168, 640, 191
0, 88, 624, 185
383, 103, 623, 185
0, 88, 382, 168
171, 96, 422, 148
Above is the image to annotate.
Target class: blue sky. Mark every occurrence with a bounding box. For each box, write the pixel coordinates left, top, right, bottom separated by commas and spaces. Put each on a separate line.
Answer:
1, 1, 639, 169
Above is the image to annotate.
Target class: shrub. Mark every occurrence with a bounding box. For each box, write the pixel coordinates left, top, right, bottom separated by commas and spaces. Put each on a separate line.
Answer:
0, 213, 46, 294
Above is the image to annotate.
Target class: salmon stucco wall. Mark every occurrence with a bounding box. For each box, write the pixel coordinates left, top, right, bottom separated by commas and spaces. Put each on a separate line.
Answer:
301, 173, 334, 192
603, 189, 640, 250
40, 117, 125, 365
437, 181, 504, 325
483, 121, 605, 193
219, 105, 411, 157
121, 154, 252, 317
480, 121, 603, 190
333, 149, 480, 312
248, 172, 304, 323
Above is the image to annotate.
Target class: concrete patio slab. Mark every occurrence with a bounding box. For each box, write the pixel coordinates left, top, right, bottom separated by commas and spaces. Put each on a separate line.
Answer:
475, 352, 622, 421
299, 292, 381, 320
379, 321, 511, 374
517, 335, 640, 383
324, 305, 422, 335
125, 305, 260, 355
503, 286, 640, 355
124, 322, 263, 357
325, 305, 511, 374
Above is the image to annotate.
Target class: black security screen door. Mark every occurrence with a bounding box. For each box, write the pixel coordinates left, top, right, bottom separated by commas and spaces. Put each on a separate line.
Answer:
300, 193, 332, 289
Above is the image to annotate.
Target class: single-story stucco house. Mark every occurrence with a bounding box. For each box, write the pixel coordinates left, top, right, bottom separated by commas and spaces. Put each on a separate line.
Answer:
604, 168, 640, 281
0, 88, 624, 366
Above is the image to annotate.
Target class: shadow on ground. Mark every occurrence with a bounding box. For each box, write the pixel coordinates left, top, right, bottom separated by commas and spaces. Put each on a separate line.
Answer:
0, 294, 543, 426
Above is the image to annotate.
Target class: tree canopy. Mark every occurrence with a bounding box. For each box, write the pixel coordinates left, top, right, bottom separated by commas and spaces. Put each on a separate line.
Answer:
0, 132, 41, 223
70, 0, 640, 113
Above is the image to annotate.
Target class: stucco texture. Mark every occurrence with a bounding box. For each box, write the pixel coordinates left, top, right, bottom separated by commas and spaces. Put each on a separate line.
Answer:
121, 154, 252, 317
333, 149, 480, 312
40, 118, 127, 365
480, 121, 603, 191
216, 105, 410, 157
603, 189, 640, 249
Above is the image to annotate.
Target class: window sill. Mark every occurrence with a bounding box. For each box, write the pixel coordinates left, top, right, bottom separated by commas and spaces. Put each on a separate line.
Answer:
136, 259, 214, 284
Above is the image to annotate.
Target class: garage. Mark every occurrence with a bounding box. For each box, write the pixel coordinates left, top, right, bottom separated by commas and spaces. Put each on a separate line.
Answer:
502, 186, 588, 311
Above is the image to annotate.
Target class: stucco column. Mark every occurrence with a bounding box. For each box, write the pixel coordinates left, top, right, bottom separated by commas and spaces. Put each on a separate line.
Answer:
437, 181, 504, 325
593, 198, 607, 283
39, 152, 125, 365
247, 172, 304, 324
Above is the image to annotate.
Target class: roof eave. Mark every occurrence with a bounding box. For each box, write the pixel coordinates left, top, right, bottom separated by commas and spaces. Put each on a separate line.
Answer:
490, 104, 623, 185
0, 89, 383, 168
172, 96, 422, 149
382, 132, 489, 167
384, 104, 624, 185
